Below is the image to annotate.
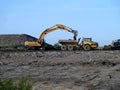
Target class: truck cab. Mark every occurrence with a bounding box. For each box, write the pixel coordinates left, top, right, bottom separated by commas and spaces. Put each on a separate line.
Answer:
81, 38, 98, 50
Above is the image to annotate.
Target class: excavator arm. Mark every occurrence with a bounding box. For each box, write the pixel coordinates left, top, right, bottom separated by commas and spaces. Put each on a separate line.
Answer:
38, 24, 78, 43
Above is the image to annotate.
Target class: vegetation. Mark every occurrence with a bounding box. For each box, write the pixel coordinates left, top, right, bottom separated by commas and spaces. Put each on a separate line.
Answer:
53, 43, 61, 50
0, 76, 32, 90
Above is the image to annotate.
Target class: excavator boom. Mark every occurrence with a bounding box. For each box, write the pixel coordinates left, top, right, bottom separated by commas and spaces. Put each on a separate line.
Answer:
38, 24, 78, 42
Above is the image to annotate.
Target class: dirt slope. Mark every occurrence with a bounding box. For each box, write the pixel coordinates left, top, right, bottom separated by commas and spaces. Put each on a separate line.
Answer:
0, 50, 120, 90
0, 34, 37, 46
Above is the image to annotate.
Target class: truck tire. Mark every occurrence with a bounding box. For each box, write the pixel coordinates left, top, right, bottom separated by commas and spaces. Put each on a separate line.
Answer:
61, 45, 67, 50
68, 45, 74, 50
84, 45, 91, 51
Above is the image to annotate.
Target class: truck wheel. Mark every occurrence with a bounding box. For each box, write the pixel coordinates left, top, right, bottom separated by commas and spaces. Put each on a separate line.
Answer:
84, 45, 91, 51
61, 45, 67, 50
68, 45, 74, 50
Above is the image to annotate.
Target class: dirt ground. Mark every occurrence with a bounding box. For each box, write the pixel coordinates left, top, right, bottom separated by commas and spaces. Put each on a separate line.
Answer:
0, 50, 120, 90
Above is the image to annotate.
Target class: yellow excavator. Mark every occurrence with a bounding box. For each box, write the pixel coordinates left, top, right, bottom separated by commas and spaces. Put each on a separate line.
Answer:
25, 24, 78, 49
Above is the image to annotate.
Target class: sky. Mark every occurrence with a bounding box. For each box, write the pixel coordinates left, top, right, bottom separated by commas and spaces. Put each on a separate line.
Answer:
0, 0, 120, 46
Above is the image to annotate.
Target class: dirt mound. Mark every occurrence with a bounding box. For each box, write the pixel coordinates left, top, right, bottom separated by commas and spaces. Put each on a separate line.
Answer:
0, 34, 37, 46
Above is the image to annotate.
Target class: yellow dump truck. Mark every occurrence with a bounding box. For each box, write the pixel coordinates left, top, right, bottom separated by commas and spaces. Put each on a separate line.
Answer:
59, 38, 98, 51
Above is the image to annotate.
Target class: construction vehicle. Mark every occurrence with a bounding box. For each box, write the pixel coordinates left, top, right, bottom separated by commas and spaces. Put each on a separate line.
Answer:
111, 39, 120, 50
25, 24, 98, 50
103, 39, 120, 50
25, 24, 78, 49
59, 37, 98, 51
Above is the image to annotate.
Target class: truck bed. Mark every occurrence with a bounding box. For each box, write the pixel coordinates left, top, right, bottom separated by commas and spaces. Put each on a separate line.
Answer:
59, 39, 78, 45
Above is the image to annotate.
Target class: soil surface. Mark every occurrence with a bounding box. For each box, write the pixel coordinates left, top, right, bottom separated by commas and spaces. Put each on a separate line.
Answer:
0, 50, 120, 90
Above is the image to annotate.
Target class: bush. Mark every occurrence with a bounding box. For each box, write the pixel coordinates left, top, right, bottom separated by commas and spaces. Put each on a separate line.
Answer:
0, 79, 16, 90
54, 43, 61, 50
0, 76, 32, 90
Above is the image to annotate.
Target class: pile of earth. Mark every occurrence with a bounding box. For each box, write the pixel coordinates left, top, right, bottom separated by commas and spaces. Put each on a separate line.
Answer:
0, 50, 120, 90
0, 34, 37, 46
0, 34, 54, 49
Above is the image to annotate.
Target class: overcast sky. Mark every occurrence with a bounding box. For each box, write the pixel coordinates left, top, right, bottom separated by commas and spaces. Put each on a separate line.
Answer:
0, 0, 120, 46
